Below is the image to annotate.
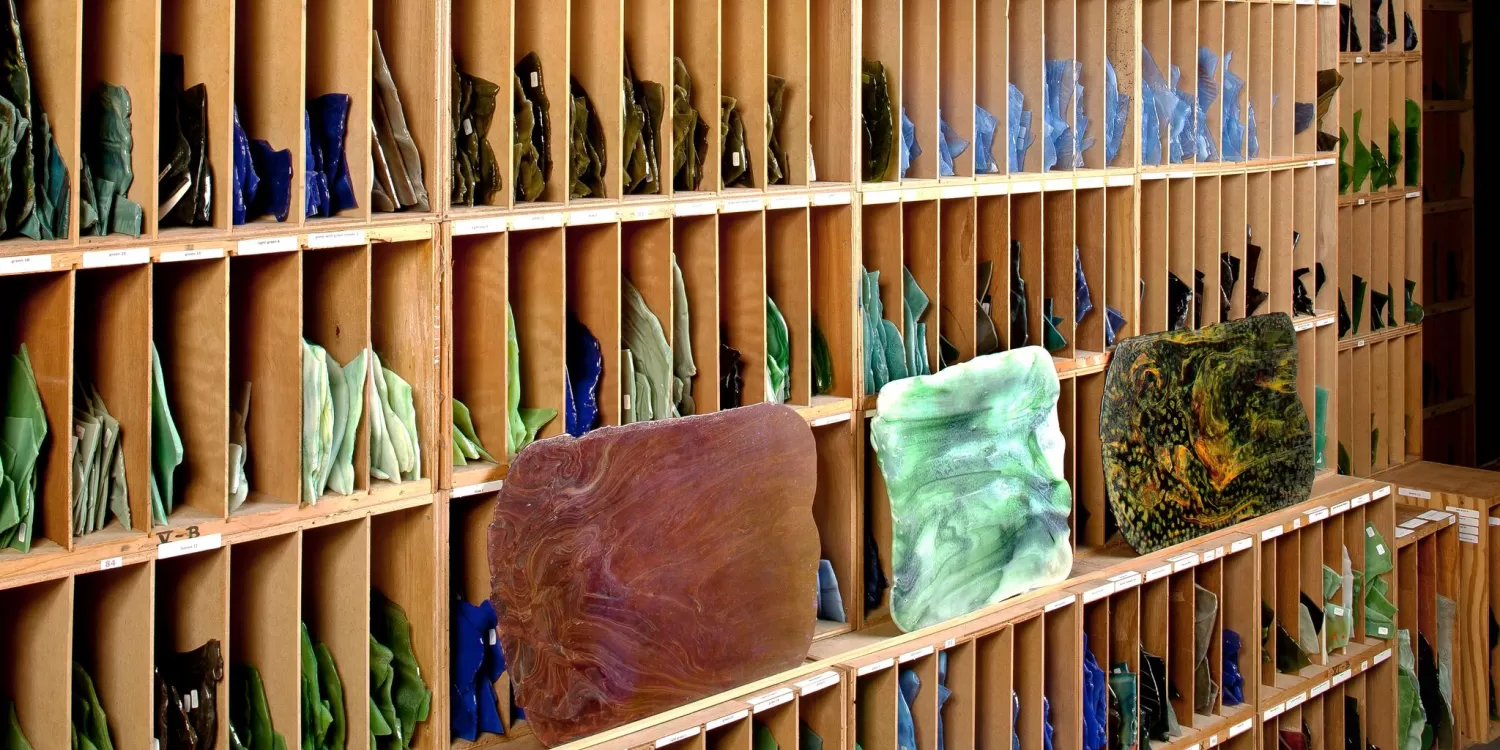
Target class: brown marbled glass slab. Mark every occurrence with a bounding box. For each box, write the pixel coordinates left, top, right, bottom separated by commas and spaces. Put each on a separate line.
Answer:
488, 402, 820, 746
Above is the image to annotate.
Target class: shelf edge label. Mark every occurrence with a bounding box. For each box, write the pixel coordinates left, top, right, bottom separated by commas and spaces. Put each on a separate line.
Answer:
160, 248, 225, 263
812, 191, 852, 206
899, 645, 935, 663
1374, 648, 1392, 665
1261, 524, 1284, 541
100, 556, 124, 571
1399, 487, 1432, 500
656, 727, 701, 747
1084, 583, 1115, 603
1145, 564, 1172, 582
796, 670, 840, 695
1170, 552, 1199, 572
452, 479, 504, 498
857, 657, 895, 676
1305, 507, 1330, 524
82, 247, 150, 268
568, 209, 618, 226
452, 217, 507, 235
1352, 493, 1371, 507
1044, 594, 1076, 612
1285, 691, 1307, 709
1231, 538, 1253, 553
1229, 719, 1253, 738
307, 229, 367, 249
1310, 680, 1331, 698
1333, 669, 1352, 685
1331, 501, 1351, 515
158, 533, 223, 560
1372, 486, 1391, 500
1264, 703, 1285, 721
237, 236, 298, 255
723, 198, 763, 214
1, 254, 53, 275
752, 691, 794, 712
1109, 571, 1143, 590
510, 212, 565, 230
705, 710, 749, 731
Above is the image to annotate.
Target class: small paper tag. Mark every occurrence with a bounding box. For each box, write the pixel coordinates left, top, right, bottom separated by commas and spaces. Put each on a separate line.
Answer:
1352, 493, 1371, 507
705, 710, 749, 731
1045, 594, 1076, 612
1209, 735, 1220, 748
976, 181, 1009, 196
1367, 526, 1376, 538
1400, 519, 1428, 529
1011, 180, 1042, 194
158, 533, 223, 559
1331, 501, 1351, 515
511, 212, 565, 230
1374, 648, 1392, 665
812, 190, 852, 206
769, 194, 810, 210
1230, 719, 1253, 737
1376, 543, 1386, 555
1106, 174, 1134, 187
1310, 680, 1331, 698
1460, 531, 1480, 544
100, 556, 124, 571
748, 688, 793, 708
1076, 176, 1105, 189
1372, 487, 1391, 500
753, 691, 794, 712
797, 671, 840, 695
190, 690, 199, 709
83, 247, 150, 268
1109, 571, 1143, 590
160, 247, 225, 263
1262, 525, 1284, 541
899, 645, 934, 663
941, 185, 974, 199
530, 71, 539, 87
1170, 552, 1199, 572
1286, 692, 1307, 709
453, 217, 507, 235
1396, 528, 1413, 539
858, 657, 895, 676
1361, 660, 1369, 671
1, 254, 52, 275
656, 727, 700, 747
1084, 583, 1115, 603
1420, 510, 1452, 522
1374, 625, 1391, 637
1333, 669, 1352, 685
732, 152, 741, 167
944, 638, 956, 649
307, 229, 367, 249
238, 236, 298, 255
488, 629, 497, 646
1399, 487, 1432, 500
723, 197, 762, 213
1231, 538, 1253, 553
569, 209, 617, 226
1406, 191, 1421, 199
1264, 703, 1285, 721
451, 479, 504, 498
1146, 564, 1173, 582
675, 200, 718, 216
1305, 507, 1329, 522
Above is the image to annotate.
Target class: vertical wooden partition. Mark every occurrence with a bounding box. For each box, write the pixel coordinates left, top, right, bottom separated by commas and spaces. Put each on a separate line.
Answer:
304, 244, 372, 499
449, 231, 509, 487
812, 419, 858, 636
0, 269, 73, 552
720, 211, 767, 404
0, 577, 72, 749
157, 548, 231, 750
229, 251, 302, 510
161, 0, 233, 234
80, 0, 159, 239
372, 238, 439, 493
155, 256, 230, 522
306, 0, 371, 223
303, 518, 372, 750
74, 563, 154, 750
372, 506, 440, 750
767, 208, 811, 404
810, 203, 856, 402
231, 533, 302, 750
675, 215, 722, 412
509, 228, 568, 442
234, 0, 305, 227
75, 265, 152, 533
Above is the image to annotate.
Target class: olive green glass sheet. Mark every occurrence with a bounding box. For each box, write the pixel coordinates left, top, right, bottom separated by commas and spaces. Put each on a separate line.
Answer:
451, 398, 497, 467
369, 351, 421, 484
231, 663, 288, 750
671, 58, 708, 191
72, 380, 129, 536
150, 342, 183, 525
870, 347, 1073, 631
514, 52, 550, 203
1351, 110, 1371, 193
370, 592, 432, 750
1397, 630, 1427, 750
451, 64, 502, 207
506, 303, 557, 454
301, 342, 367, 502
229, 382, 251, 511
2, 344, 45, 551
72, 663, 114, 750
569, 80, 606, 199
812, 321, 833, 396
622, 279, 674, 422
3, 0, 71, 241
1436, 594, 1456, 741
768, 75, 788, 185
623, 55, 664, 196
721, 96, 751, 187
301, 622, 347, 750
862, 266, 907, 393
672, 256, 696, 414
862, 60, 894, 182
1405, 99, 1420, 186
768, 295, 791, 404
3, 700, 31, 750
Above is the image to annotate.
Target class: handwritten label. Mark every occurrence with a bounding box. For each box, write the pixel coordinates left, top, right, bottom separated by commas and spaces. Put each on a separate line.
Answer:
1374, 648, 1392, 665
82, 247, 149, 268
568, 209, 617, 226
753, 691, 794, 712
1306, 507, 1329, 522
1460, 531, 1480, 544
675, 200, 718, 216
1317, 316, 1335, 328
1333, 670, 1351, 685
899, 645, 935, 663
100, 556, 124, 571
1170, 552, 1199, 572
656, 727, 701, 747
1332, 501, 1351, 515
769, 194, 811, 210
858, 658, 895, 676
723, 197, 763, 214
1420, 510, 1451, 522
1045, 594, 1076, 612
1399, 487, 1432, 500
237, 236, 298, 255
451, 479, 504, 499
812, 191, 852, 206
1396, 528, 1413, 539
1146, 564, 1173, 582
1352, 492, 1372, 507
705, 710, 749, 731
1084, 583, 1115, 603
1400, 518, 1428, 529
307, 229, 367, 249
1295, 319, 1316, 332
1109, 571, 1143, 590
1286, 692, 1307, 709
748, 688, 793, 707
1229, 719, 1253, 737
797, 671, 840, 695
158, 533, 223, 560
160, 248, 225, 263
1231, 538, 1253, 553
452, 217, 507, 235
1, 254, 52, 275
509, 212, 565, 230
1261, 524, 1284, 541
1311, 680, 1331, 698
1372, 486, 1391, 500
1264, 703, 1285, 721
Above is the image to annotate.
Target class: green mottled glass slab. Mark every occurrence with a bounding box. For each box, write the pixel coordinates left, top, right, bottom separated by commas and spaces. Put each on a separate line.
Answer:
870, 347, 1072, 632
1101, 314, 1314, 553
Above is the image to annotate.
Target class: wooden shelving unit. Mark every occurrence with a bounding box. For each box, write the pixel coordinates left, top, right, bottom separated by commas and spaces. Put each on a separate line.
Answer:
0, 1, 1445, 750
1417, 0, 1475, 465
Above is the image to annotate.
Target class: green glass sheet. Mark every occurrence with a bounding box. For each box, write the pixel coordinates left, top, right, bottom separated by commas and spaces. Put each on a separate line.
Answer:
862, 267, 907, 393
1351, 110, 1371, 193
229, 382, 251, 511
150, 342, 184, 523
506, 302, 557, 454
1398, 630, 1427, 750
812, 321, 834, 397
1, 344, 46, 551
1405, 99, 1421, 186
862, 60, 894, 182
623, 279, 673, 422
72, 663, 114, 750
1314, 385, 1329, 471
3, 700, 31, 750
371, 592, 432, 750
672, 256, 697, 414
902, 268, 930, 377
767, 295, 791, 404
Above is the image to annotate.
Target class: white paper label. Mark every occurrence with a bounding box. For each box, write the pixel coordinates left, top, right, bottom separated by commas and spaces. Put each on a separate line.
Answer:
510, 212, 565, 230
1168, 171, 1194, 180
530, 72, 539, 88
1, 254, 51, 275
1311, 680, 1331, 698
1084, 583, 1115, 603
675, 200, 718, 216
569, 209, 616, 226
1355, 56, 1364, 63
900, 645, 935, 663
1306, 507, 1329, 522
1376, 543, 1386, 555
158, 533, 223, 559
706, 710, 749, 731
944, 638, 957, 649
1146, 564, 1173, 582
812, 191, 852, 206
731, 152, 741, 167
1107, 174, 1134, 187
1317, 316, 1335, 328
770, 194, 810, 209
1230, 719, 1253, 737
1295, 319, 1316, 332
1184, 744, 1200, 750
100, 556, 123, 571
1332, 501, 1351, 515
1170, 552, 1199, 571
1460, 532, 1480, 544
1407, 191, 1421, 199
453, 217, 507, 235
1286, 692, 1307, 709
1400, 519, 1428, 529
1373, 625, 1391, 637
307, 229, 366, 249
1109, 571, 1143, 590
190, 690, 199, 709
1210, 735, 1220, 748
1361, 660, 1370, 671
1374, 648, 1392, 665
451, 479, 504, 498
797, 671, 840, 695
858, 658, 895, 676
809, 412, 851, 427
723, 198, 762, 213
160, 248, 225, 263
1372, 487, 1391, 500
1333, 670, 1352, 685
1396, 529, 1413, 539
1044, 178, 1073, 192
1421, 510, 1452, 522
1264, 703, 1285, 720
976, 181, 1009, 196
1399, 487, 1432, 500
941, 185, 974, 199
1352, 493, 1371, 507
749, 688, 793, 708
1076, 176, 1105, 189
622, 393, 632, 411
1045, 594, 1076, 612
1262, 525, 1284, 541
864, 189, 900, 204
1489, 517, 1500, 527
238, 236, 298, 254
1367, 526, 1376, 538
83, 247, 149, 268
1357, 199, 1367, 206
656, 727, 701, 747
753, 691, 794, 712
1231, 538, 1254, 553
1011, 180, 1042, 194
487, 628, 497, 645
